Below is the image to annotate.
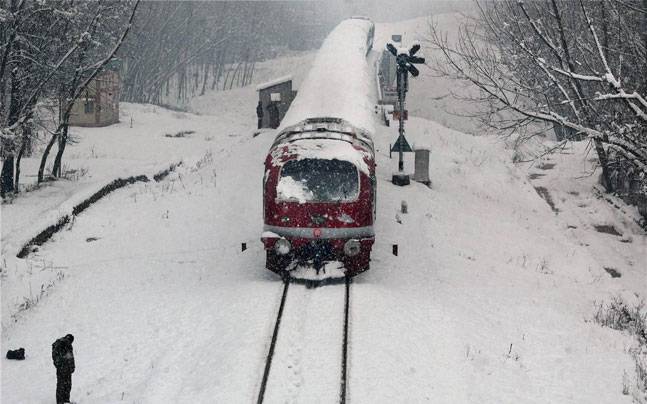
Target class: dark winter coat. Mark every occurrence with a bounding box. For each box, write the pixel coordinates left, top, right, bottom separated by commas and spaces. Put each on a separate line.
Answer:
256, 101, 263, 118
267, 103, 280, 128
52, 337, 75, 373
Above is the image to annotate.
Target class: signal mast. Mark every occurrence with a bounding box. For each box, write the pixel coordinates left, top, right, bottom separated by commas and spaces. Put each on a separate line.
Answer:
386, 42, 425, 186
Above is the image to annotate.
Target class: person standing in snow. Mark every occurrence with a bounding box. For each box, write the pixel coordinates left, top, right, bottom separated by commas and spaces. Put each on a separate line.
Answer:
267, 102, 280, 129
256, 100, 264, 129
52, 334, 75, 404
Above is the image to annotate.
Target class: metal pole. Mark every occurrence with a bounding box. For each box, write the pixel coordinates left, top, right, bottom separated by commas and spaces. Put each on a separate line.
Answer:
397, 68, 405, 172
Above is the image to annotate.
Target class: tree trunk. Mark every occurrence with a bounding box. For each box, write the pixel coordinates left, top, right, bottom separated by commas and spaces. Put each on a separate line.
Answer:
38, 131, 58, 183
248, 61, 256, 86
211, 63, 218, 90
2, 42, 21, 196
222, 66, 231, 91
241, 61, 248, 87
551, 0, 614, 191
200, 62, 210, 96
52, 123, 68, 178
14, 125, 31, 192
643, 0, 647, 93
177, 67, 184, 102
213, 48, 226, 90
195, 65, 199, 95
229, 62, 242, 90
0, 0, 21, 98
600, 0, 609, 62
14, 142, 25, 192
236, 62, 243, 87
593, 138, 613, 192
1, 157, 14, 197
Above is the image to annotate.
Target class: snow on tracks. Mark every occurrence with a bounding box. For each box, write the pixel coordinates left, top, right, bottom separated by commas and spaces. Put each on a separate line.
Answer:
259, 279, 351, 403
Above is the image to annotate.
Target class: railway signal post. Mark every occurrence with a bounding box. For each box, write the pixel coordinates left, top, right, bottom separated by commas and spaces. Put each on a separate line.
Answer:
386, 42, 424, 186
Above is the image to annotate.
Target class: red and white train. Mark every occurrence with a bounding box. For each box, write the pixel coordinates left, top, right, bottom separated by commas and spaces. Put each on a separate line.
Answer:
261, 18, 376, 278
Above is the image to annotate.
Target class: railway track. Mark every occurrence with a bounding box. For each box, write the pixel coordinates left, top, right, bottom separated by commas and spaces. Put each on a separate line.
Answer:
257, 276, 352, 404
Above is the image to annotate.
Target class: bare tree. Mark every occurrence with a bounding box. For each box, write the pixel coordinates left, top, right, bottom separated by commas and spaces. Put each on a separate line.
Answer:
1, 0, 86, 195
43, 0, 140, 182
118, 2, 325, 106
1, 0, 140, 194
428, 0, 647, 196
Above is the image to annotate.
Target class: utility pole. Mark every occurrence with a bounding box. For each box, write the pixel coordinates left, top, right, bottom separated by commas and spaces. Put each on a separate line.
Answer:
396, 67, 408, 172
386, 42, 424, 186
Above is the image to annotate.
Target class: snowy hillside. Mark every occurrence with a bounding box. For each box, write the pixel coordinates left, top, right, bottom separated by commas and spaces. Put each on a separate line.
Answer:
2, 13, 646, 404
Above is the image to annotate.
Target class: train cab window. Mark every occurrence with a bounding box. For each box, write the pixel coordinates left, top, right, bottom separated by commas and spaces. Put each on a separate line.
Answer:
277, 158, 359, 203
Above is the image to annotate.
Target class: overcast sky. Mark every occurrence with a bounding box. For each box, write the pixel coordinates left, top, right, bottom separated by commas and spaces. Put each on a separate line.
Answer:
274, 0, 472, 24
332, 0, 472, 22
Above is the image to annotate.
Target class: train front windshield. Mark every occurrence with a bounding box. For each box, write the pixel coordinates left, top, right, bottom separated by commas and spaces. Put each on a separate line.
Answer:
277, 158, 359, 203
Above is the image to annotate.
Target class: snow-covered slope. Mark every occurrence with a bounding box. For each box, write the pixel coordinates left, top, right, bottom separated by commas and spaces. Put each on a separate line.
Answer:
2, 108, 639, 403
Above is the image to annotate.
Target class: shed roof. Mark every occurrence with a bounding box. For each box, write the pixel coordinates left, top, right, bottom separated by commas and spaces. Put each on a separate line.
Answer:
256, 75, 293, 91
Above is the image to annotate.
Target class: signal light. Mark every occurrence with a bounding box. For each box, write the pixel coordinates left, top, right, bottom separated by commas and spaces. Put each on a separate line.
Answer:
387, 42, 425, 77
344, 239, 361, 257
274, 238, 291, 255
386, 43, 398, 57
409, 56, 425, 64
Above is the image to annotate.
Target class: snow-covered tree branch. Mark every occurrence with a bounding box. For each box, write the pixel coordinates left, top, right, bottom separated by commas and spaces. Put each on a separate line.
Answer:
427, 0, 647, 196
1, 0, 139, 195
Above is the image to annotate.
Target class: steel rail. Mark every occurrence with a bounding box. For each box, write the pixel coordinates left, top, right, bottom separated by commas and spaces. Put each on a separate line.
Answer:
257, 279, 290, 404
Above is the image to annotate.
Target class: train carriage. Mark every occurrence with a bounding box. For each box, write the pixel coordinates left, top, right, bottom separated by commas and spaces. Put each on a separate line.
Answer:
261, 18, 376, 279
262, 118, 376, 277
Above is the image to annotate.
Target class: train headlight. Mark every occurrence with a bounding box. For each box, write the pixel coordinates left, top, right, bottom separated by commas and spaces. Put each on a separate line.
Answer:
344, 239, 361, 257
274, 238, 291, 255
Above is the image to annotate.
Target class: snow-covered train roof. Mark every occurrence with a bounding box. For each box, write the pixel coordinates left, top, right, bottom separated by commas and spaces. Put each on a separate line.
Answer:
278, 18, 376, 134
269, 118, 374, 175
269, 138, 372, 175
272, 117, 374, 151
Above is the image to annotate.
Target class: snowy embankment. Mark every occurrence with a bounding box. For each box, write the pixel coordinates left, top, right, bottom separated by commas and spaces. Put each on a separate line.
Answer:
14, 162, 179, 258
523, 142, 646, 294
351, 117, 642, 403
2, 51, 317, 329
3, 50, 317, 260
2, 13, 645, 404
1, 97, 259, 329
2, 113, 643, 402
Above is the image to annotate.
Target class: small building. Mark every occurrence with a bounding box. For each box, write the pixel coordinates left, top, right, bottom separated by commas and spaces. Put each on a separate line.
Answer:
65, 59, 121, 127
256, 76, 297, 129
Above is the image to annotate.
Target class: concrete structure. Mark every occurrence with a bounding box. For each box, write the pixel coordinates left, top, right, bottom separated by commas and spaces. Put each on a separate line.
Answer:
256, 76, 296, 129
413, 149, 431, 186
66, 60, 120, 127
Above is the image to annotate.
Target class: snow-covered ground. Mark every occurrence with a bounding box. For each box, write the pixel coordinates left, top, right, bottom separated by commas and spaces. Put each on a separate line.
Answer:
524, 143, 646, 296
2, 13, 645, 404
